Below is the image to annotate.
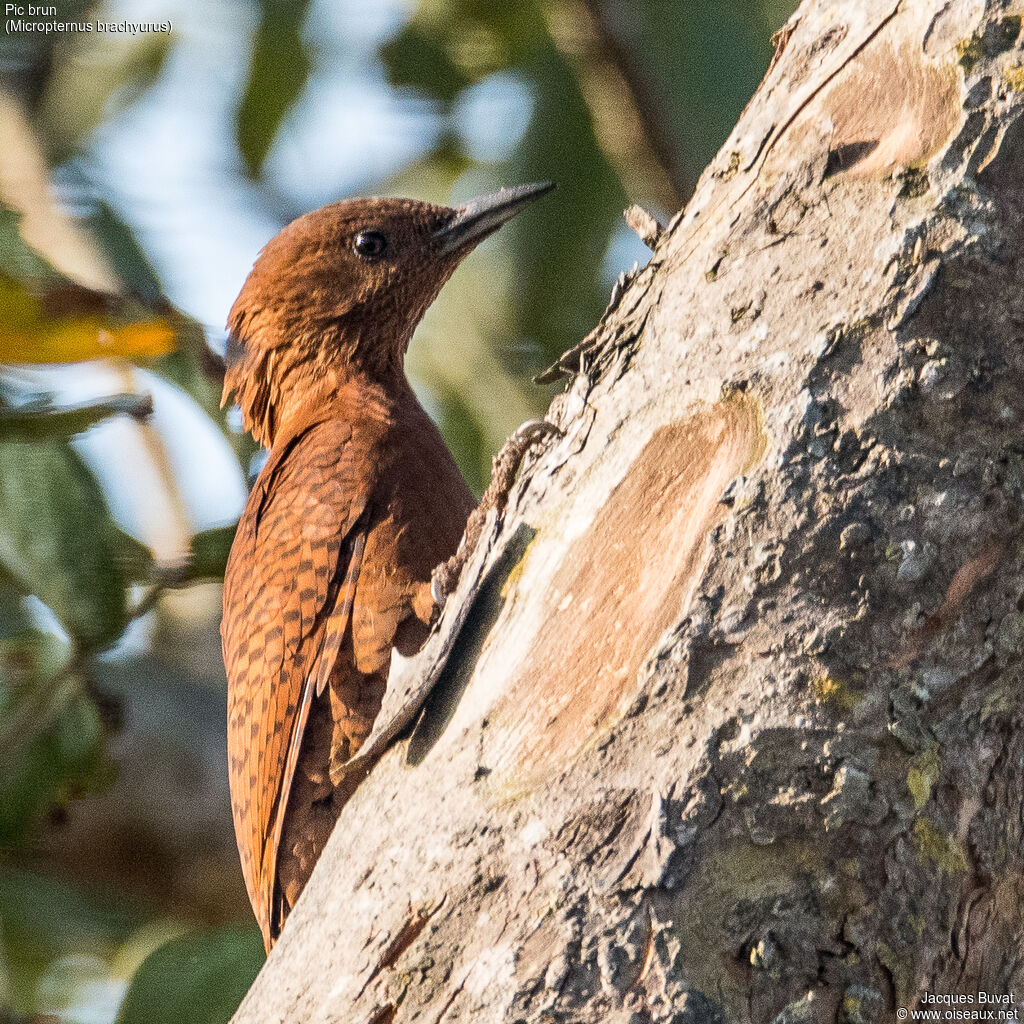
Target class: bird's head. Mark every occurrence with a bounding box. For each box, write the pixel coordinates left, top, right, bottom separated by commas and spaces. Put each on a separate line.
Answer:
224, 181, 554, 447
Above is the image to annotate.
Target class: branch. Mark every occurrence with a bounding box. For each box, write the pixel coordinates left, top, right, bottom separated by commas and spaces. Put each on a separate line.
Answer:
578, 0, 692, 204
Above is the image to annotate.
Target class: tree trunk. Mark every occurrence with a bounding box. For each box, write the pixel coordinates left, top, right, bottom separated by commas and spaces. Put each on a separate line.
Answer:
232, 1, 1024, 1020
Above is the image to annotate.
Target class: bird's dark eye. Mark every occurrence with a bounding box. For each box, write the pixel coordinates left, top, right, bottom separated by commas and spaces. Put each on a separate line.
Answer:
353, 230, 388, 261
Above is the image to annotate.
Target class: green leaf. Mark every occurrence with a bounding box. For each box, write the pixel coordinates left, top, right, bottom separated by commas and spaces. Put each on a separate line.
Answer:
380, 25, 472, 102
116, 926, 264, 1024
0, 207, 55, 282
236, 0, 313, 177
185, 524, 237, 582
83, 199, 166, 306
0, 393, 152, 442
0, 440, 128, 648
0, 668, 113, 845
111, 525, 157, 585
0, 571, 30, 642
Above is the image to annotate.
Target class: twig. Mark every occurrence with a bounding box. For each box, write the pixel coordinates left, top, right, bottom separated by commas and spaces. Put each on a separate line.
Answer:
578, 0, 691, 203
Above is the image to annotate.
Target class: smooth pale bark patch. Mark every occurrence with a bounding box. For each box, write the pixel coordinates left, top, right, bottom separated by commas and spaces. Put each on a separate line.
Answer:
820, 35, 962, 177
483, 397, 765, 791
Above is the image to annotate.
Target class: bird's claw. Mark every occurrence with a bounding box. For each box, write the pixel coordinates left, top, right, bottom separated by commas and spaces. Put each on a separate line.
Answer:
430, 419, 560, 612
431, 564, 453, 607
485, 418, 561, 511
507, 417, 563, 449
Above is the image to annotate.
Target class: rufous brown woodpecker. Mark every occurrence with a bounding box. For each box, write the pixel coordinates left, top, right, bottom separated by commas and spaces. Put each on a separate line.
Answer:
220, 181, 554, 951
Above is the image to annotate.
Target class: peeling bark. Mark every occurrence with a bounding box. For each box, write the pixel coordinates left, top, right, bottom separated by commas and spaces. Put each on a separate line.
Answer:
232, 1, 1024, 1021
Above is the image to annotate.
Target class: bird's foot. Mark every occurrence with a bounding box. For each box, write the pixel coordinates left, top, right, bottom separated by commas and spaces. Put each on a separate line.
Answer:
481, 418, 562, 519
431, 418, 562, 605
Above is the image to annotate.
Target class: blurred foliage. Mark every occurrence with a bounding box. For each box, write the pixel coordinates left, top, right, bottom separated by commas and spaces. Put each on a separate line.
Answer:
39, 31, 172, 165
0, 626, 111, 849
237, 0, 313, 176
0, 0, 796, 1020
586, 0, 793, 191
0, 208, 175, 363
0, 39, 248, 1019
0, 439, 130, 647
115, 927, 263, 1024
0, 869, 144, 1014
0, 393, 151, 442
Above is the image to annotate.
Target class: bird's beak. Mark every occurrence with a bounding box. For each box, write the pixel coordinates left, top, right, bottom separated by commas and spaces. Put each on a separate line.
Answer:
434, 181, 555, 257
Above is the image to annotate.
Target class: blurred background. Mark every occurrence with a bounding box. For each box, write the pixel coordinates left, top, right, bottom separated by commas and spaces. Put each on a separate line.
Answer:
0, 0, 796, 1020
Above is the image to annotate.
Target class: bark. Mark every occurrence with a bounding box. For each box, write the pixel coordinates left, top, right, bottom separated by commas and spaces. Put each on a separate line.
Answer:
232, 1, 1024, 1021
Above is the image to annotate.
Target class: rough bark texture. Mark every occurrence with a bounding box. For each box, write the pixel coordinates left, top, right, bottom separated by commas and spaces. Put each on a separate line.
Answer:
232, 1, 1024, 1021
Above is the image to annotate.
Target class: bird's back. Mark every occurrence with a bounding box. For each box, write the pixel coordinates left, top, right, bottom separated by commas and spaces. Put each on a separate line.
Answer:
222, 383, 473, 947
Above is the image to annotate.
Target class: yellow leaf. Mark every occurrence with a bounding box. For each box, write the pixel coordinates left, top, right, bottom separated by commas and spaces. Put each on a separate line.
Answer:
0, 274, 176, 364
0, 319, 175, 363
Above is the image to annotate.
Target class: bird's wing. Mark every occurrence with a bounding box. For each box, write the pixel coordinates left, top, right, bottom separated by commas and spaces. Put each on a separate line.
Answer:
222, 418, 370, 946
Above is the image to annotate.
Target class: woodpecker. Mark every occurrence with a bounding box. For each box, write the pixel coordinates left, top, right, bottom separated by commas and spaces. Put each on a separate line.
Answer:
220, 182, 554, 950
